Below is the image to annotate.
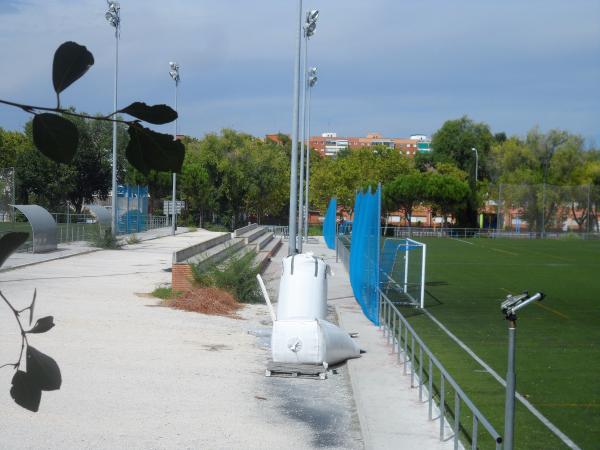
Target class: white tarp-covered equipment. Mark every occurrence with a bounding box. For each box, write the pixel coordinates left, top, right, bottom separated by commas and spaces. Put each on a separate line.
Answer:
276, 253, 329, 321
271, 318, 361, 365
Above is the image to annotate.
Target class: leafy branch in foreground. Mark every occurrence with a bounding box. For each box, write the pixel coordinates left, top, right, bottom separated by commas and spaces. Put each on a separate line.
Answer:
0, 41, 184, 174
0, 233, 61, 412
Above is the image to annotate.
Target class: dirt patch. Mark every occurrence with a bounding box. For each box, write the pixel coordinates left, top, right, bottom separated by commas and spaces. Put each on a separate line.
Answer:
165, 287, 242, 318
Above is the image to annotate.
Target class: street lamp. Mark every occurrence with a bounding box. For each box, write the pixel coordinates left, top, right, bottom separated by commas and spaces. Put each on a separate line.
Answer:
296, 9, 319, 253
471, 147, 479, 182
303, 69, 317, 244
169, 62, 180, 235
501, 291, 545, 450
105, 0, 120, 236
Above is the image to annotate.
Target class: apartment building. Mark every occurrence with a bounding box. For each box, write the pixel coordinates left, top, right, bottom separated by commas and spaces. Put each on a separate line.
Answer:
308, 132, 432, 157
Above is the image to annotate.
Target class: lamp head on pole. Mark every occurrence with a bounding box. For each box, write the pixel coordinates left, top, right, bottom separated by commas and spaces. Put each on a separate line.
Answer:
169, 62, 180, 84
304, 9, 319, 38
306, 9, 319, 23
105, 1, 121, 35
309, 75, 318, 87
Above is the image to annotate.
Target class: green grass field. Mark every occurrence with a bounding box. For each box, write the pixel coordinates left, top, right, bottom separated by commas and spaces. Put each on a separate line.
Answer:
388, 237, 600, 449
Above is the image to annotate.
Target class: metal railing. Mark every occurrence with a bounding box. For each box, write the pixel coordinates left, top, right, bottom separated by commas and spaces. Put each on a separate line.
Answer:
265, 225, 289, 238
379, 289, 503, 449
391, 226, 600, 240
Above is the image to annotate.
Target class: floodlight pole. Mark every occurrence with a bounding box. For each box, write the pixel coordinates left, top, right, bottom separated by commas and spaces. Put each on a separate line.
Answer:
106, 1, 120, 236
303, 75, 315, 243
287, 0, 303, 256
169, 62, 180, 235
297, 28, 310, 253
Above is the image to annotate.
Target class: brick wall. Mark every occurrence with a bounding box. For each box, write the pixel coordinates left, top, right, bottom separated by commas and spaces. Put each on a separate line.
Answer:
172, 263, 194, 293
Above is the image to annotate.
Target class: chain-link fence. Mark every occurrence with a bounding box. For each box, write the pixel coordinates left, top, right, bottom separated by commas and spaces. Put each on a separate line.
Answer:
490, 183, 600, 236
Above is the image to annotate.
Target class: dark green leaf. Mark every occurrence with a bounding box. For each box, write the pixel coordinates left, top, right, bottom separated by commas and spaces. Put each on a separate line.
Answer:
0, 232, 28, 269
126, 124, 185, 175
52, 41, 94, 95
10, 370, 41, 412
32, 113, 78, 164
119, 102, 178, 125
27, 346, 61, 391
27, 316, 55, 334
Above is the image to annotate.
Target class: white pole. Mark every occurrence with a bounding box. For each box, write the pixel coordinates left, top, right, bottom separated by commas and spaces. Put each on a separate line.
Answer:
111, 21, 119, 236
171, 79, 178, 235
287, 0, 303, 256
404, 240, 409, 294
420, 243, 426, 309
256, 274, 277, 323
297, 35, 309, 253
303, 85, 312, 242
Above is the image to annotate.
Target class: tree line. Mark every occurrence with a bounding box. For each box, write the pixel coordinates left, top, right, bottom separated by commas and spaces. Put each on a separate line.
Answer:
2, 113, 599, 229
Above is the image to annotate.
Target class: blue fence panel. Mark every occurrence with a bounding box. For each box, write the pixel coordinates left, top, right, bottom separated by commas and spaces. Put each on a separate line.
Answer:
323, 198, 337, 249
116, 185, 149, 234
349, 185, 381, 325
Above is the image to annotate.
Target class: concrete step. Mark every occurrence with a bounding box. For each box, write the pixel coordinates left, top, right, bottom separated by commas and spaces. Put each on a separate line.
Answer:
260, 236, 282, 257
254, 231, 274, 251
239, 226, 267, 244
186, 237, 245, 271
233, 223, 258, 237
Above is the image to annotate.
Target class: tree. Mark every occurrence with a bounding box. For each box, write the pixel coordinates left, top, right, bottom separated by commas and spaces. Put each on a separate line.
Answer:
310, 145, 413, 214
15, 113, 128, 212
431, 116, 494, 226
424, 171, 470, 227
383, 172, 426, 224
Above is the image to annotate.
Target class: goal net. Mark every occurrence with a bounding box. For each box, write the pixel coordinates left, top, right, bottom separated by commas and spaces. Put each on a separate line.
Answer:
380, 238, 427, 308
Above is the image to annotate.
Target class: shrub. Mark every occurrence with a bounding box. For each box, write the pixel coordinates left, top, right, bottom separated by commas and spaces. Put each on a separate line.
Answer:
192, 250, 262, 303
90, 230, 121, 249
126, 234, 141, 244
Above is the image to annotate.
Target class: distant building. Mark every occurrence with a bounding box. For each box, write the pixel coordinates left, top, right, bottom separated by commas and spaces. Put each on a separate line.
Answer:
309, 132, 432, 157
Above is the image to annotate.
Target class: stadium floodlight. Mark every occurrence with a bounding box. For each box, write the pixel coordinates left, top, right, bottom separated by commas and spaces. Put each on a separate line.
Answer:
501, 291, 545, 450
105, 0, 121, 236
307, 9, 319, 23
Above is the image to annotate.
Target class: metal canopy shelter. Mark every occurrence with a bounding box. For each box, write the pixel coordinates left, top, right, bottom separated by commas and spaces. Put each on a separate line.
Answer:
11, 204, 57, 253
84, 204, 112, 228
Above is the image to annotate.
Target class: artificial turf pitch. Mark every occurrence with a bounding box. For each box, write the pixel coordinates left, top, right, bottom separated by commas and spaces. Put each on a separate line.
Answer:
391, 237, 600, 449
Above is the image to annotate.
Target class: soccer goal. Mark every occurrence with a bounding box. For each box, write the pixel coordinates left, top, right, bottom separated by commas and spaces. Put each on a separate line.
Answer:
380, 238, 427, 308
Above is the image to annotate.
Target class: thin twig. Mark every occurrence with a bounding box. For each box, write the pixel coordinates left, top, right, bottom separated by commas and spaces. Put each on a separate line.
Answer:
0, 291, 29, 370
0, 98, 130, 125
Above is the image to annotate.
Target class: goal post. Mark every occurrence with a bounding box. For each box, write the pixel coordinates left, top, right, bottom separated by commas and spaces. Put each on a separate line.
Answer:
380, 238, 427, 308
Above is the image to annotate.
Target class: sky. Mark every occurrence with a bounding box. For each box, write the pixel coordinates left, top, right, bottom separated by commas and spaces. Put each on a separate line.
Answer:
0, 0, 599, 143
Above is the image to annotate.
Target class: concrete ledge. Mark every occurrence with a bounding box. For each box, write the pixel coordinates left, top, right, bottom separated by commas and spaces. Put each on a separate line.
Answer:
172, 232, 230, 263
233, 223, 258, 237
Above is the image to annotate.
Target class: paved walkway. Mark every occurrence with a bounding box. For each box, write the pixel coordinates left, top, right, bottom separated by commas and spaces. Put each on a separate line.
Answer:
294, 238, 454, 450
1, 227, 191, 271
0, 230, 360, 449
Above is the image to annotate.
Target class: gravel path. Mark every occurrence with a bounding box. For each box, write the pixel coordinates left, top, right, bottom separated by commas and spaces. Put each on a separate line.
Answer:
0, 231, 362, 449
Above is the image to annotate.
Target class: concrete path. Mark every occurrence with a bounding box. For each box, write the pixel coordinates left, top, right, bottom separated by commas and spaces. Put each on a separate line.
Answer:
1, 226, 191, 271
296, 237, 455, 450
0, 230, 361, 449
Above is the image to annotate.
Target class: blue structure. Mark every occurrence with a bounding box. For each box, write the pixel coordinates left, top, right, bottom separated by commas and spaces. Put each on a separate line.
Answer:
349, 185, 381, 325
323, 198, 337, 249
116, 185, 149, 234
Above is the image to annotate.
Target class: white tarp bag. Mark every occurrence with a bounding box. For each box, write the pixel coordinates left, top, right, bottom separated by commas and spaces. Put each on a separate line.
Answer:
276, 253, 329, 321
272, 318, 361, 365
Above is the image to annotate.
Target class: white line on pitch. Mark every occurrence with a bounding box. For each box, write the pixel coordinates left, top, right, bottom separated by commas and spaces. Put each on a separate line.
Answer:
450, 237, 474, 245
422, 308, 581, 450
